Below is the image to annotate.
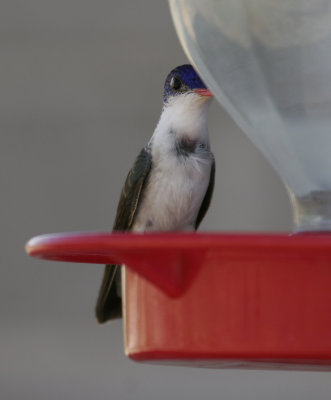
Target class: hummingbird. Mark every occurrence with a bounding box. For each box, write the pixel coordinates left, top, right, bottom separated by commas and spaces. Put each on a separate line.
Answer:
95, 64, 215, 323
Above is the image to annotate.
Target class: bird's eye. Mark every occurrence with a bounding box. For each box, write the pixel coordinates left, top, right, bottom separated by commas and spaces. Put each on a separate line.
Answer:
170, 76, 182, 91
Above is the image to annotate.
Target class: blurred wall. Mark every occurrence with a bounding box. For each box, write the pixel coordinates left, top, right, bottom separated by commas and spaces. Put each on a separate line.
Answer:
1, 1, 330, 400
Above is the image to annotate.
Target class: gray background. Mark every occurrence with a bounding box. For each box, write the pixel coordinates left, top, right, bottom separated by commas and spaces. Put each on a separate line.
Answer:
1, 1, 330, 399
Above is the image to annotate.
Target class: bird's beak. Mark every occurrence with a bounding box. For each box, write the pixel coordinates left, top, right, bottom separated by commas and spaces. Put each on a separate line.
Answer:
194, 88, 213, 97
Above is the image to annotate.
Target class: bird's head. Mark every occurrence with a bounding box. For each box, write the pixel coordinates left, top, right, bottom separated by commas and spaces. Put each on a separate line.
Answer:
152, 65, 213, 145
163, 64, 213, 105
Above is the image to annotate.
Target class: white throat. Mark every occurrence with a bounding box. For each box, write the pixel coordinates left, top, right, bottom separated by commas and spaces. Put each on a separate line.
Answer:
150, 93, 212, 151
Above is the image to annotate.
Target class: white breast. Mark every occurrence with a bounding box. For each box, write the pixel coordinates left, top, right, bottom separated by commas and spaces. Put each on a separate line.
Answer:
132, 91, 213, 232
133, 152, 212, 231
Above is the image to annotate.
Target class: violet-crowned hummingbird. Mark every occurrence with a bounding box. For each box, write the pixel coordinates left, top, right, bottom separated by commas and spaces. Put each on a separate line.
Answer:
96, 65, 215, 323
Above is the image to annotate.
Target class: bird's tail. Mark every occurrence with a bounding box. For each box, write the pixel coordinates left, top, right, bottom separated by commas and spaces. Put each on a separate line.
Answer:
95, 264, 122, 323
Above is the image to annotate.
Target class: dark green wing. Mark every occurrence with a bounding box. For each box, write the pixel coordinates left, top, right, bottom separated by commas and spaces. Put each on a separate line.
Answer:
195, 156, 215, 230
95, 146, 152, 323
112, 146, 153, 231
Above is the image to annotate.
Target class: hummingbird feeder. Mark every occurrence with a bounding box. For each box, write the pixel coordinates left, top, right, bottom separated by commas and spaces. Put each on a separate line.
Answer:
26, 0, 331, 370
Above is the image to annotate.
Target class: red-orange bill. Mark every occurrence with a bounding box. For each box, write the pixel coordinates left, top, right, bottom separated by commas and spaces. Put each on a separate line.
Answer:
194, 88, 213, 97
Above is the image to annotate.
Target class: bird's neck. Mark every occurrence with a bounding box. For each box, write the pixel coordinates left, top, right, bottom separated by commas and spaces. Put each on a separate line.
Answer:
151, 95, 211, 149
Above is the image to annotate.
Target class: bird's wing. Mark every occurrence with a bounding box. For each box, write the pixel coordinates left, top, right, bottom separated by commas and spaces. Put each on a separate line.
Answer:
95, 146, 152, 323
95, 264, 122, 322
112, 145, 153, 231
195, 155, 215, 230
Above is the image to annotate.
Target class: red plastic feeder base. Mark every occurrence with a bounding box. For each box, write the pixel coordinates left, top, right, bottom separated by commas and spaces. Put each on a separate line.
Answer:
26, 232, 331, 371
